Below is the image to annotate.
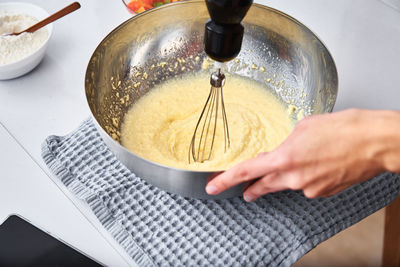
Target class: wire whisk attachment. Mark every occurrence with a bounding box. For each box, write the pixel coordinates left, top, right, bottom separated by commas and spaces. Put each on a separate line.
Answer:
189, 68, 230, 163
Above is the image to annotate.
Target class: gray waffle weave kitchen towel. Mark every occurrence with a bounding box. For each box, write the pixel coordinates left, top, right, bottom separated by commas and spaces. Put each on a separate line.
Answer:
42, 118, 400, 267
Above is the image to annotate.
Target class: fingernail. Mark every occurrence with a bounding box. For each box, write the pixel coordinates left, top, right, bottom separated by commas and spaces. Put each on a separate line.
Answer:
206, 185, 218, 195
243, 194, 255, 202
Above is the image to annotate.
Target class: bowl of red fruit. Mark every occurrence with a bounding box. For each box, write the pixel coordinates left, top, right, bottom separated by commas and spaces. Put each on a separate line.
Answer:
122, 0, 181, 14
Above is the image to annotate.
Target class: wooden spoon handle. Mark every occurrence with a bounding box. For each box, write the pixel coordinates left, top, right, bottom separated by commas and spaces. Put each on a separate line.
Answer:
16, 2, 81, 35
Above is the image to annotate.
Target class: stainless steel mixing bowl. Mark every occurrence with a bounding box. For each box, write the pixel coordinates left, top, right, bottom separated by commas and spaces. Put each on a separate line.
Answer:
85, 0, 338, 199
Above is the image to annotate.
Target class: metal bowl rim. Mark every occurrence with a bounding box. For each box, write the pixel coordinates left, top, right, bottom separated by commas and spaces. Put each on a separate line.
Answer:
84, 0, 338, 174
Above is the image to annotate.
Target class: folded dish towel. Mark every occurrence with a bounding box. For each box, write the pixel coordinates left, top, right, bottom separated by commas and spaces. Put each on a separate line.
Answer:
42, 118, 400, 267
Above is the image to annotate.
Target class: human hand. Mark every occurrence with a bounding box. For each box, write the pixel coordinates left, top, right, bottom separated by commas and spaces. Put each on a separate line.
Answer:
206, 109, 400, 201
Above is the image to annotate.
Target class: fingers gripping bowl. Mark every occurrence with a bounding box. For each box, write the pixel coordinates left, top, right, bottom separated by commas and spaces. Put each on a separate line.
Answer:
85, 0, 338, 199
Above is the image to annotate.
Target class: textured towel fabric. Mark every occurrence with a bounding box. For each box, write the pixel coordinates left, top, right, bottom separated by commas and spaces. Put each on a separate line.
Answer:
42, 118, 400, 267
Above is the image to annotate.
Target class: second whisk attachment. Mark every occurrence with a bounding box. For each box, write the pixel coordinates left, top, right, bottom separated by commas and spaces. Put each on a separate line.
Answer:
188, 68, 230, 163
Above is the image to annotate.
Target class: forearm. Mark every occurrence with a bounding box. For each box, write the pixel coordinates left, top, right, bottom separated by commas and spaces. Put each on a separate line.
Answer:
334, 109, 400, 175
378, 110, 400, 173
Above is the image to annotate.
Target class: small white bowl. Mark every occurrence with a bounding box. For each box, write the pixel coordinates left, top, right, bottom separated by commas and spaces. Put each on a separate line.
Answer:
0, 2, 53, 80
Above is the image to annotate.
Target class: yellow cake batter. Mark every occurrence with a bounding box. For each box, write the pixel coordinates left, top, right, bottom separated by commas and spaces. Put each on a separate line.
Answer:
121, 74, 294, 171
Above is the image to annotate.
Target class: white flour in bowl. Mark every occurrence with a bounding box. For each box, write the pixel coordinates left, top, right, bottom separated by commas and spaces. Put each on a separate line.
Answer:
0, 14, 48, 65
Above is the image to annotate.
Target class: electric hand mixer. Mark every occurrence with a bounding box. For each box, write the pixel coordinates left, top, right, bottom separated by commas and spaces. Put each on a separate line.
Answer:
189, 0, 253, 163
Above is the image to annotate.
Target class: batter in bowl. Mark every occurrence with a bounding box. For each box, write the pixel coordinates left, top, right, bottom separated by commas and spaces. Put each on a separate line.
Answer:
121, 73, 294, 171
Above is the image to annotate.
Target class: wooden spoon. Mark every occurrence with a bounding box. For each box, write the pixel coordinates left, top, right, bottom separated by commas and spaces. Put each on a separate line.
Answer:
9, 2, 81, 36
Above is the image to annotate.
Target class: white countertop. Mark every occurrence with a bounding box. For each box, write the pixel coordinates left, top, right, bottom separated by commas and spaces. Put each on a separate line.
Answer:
0, 0, 399, 266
